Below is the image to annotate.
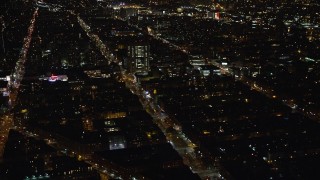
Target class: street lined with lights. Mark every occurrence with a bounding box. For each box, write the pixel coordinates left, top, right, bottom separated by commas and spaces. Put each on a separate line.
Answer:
0, 8, 39, 159
76, 11, 223, 179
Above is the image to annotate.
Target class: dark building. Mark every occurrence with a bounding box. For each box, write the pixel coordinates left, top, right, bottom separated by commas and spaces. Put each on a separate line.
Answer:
126, 43, 150, 75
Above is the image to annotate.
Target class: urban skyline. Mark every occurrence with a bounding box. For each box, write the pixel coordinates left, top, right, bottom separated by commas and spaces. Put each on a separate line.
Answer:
0, 0, 320, 179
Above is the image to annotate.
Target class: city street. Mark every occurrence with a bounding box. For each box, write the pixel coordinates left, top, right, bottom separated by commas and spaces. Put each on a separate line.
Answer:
2, 0, 320, 179
76, 12, 223, 179
121, 73, 222, 179
0, 8, 39, 159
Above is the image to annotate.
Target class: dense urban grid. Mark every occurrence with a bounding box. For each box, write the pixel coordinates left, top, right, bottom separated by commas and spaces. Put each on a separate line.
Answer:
0, 0, 320, 179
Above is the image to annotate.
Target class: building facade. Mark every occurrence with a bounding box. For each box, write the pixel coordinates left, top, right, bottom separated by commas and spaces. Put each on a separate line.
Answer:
126, 44, 150, 75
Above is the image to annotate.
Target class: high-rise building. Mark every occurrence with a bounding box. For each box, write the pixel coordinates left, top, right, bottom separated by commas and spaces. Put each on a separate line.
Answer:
126, 44, 150, 75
